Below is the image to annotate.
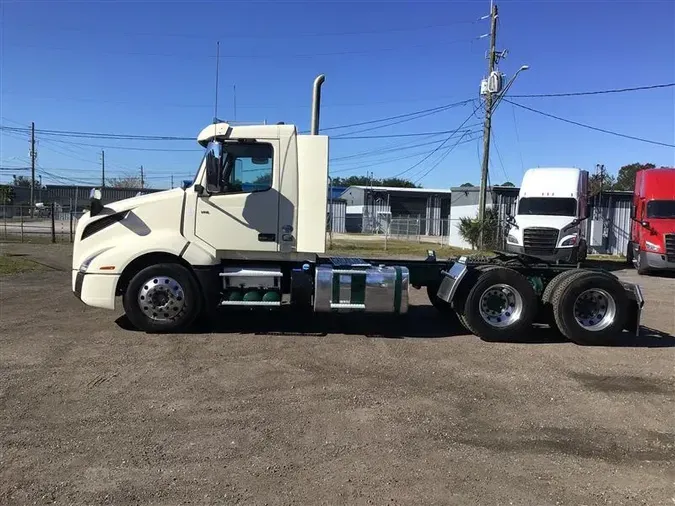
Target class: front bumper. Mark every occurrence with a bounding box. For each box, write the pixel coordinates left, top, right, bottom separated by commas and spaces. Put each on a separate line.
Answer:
643, 251, 675, 270
505, 244, 578, 263
72, 269, 119, 310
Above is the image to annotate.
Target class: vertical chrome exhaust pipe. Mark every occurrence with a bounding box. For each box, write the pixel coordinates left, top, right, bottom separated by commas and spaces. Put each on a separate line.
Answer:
310, 74, 325, 135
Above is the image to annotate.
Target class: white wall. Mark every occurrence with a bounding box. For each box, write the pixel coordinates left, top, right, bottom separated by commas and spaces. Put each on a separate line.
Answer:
448, 203, 495, 249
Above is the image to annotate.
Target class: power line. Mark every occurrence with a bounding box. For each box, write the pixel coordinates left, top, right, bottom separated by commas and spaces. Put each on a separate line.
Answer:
413, 131, 478, 184
510, 82, 675, 98
330, 134, 481, 175
393, 100, 484, 178
490, 130, 509, 182
0, 101, 475, 142
322, 100, 472, 132
505, 99, 675, 148
510, 103, 526, 174
333, 128, 482, 140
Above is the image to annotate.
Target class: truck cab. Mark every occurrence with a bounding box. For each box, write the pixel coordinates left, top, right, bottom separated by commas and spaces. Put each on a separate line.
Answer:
505, 167, 589, 263
628, 167, 675, 274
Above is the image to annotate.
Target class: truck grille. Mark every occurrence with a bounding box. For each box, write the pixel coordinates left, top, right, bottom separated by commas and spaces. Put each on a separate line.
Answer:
666, 234, 675, 262
523, 227, 559, 254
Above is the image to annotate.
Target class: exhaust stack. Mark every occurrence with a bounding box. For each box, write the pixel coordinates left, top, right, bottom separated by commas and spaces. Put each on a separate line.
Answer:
310, 74, 325, 135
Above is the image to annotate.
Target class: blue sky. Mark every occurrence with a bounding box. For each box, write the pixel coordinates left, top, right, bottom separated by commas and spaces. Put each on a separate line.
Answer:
1, 0, 674, 189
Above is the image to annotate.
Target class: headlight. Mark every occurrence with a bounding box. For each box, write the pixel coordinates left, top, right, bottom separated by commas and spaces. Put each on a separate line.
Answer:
79, 255, 98, 273
78, 248, 111, 272
560, 234, 578, 247
507, 234, 519, 244
645, 241, 661, 252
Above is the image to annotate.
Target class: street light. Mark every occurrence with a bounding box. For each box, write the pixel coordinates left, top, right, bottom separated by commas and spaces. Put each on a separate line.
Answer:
493, 64, 529, 112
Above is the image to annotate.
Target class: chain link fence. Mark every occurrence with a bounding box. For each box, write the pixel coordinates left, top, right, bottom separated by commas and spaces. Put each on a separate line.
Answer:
1, 204, 83, 243
330, 214, 510, 252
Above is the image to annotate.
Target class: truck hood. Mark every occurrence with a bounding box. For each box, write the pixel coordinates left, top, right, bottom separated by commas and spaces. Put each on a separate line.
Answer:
643, 218, 675, 238
514, 215, 578, 231
105, 187, 185, 213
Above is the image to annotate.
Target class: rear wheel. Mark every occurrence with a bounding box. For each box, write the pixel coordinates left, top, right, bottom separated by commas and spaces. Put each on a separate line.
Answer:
551, 271, 628, 345
458, 267, 537, 341
540, 269, 584, 326
123, 263, 202, 332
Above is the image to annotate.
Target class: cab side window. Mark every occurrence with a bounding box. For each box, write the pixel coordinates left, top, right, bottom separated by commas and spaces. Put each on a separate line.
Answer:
221, 143, 273, 194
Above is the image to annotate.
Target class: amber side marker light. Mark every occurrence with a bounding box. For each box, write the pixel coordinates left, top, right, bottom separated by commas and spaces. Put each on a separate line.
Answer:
99, 266, 116, 271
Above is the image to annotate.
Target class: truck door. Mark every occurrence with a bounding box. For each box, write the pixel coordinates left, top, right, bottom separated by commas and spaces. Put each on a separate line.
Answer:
194, 140, 281, 252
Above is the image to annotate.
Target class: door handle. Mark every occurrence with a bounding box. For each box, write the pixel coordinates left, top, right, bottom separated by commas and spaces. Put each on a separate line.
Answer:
258, 233, 276, 242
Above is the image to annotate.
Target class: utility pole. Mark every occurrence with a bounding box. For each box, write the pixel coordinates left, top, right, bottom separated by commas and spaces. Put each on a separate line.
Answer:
101, 150, 105, 187
140, 165, 145, 189
171, 174, 174, 189
30, 121, 36, 218
478, 2, 499, 248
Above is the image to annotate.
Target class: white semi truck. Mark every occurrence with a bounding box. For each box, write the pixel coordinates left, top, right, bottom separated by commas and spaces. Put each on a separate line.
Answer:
72, 75, 643, 345
505, 167, 589, 263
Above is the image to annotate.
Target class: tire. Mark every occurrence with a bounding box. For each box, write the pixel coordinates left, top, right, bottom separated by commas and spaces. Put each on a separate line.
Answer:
635, 250, 649, 276
551, 270, 628, 345
123, 263, 202, 332
458, 266, 538, 342
540, 269, 584, 325
427, 283, 451, 312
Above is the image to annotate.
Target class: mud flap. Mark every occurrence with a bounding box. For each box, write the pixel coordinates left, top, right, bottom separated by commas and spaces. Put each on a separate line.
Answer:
436, 257, 469, 308
622, 282, 644, 336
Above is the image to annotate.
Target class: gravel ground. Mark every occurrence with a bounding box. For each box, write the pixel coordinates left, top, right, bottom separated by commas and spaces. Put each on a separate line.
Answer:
1, 243, 674, 505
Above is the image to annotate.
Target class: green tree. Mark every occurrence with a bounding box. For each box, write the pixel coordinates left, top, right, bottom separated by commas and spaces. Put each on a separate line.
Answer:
613, 162, 655, 191
501, 181, 515, 187
331, 175, 419, 188
457, 207, 499, 250
0, 185, 15, 204
12, 175, 33, 187
459, 182, 475, 187
589, 172, 616, 196
107, 175, 144, 188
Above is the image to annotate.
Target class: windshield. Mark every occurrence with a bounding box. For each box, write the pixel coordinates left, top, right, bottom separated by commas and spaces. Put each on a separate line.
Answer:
518, 197, 577, 216
647, 200, 675, 219
188, 151, 208, 187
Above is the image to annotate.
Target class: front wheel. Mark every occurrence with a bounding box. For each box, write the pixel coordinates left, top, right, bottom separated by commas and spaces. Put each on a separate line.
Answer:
123, 263, 202, 332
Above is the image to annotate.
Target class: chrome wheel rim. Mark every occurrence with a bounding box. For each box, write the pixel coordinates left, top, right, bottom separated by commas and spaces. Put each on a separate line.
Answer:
478, 284, 523, 328
138, 276, 185, 321
573, 288, 616, 331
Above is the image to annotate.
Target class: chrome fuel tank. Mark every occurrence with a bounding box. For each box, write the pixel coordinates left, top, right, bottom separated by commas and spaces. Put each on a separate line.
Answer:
313, 265, 409, 313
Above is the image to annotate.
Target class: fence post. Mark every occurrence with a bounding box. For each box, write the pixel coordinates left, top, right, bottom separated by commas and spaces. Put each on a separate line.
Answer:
20, 206, 24, 242
51, 202, 56, 243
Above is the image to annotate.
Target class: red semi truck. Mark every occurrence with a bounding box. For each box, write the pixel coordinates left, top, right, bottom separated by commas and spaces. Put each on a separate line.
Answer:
627, 167, 675, 274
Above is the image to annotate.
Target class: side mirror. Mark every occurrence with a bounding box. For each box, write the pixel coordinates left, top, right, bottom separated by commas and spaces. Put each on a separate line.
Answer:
506, 214, 518, 229
204, 141, 224, 193
89, 188, 103, 217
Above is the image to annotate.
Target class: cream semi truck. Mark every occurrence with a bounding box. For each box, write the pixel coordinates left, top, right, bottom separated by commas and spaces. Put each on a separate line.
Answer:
72, 75, 644, 345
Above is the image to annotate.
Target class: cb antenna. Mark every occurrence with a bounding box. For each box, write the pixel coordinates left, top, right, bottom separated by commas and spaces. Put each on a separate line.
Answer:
213, 41, 220, 123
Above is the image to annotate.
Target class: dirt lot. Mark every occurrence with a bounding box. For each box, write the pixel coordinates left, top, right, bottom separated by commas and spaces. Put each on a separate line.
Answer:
1, 243, 674, 505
